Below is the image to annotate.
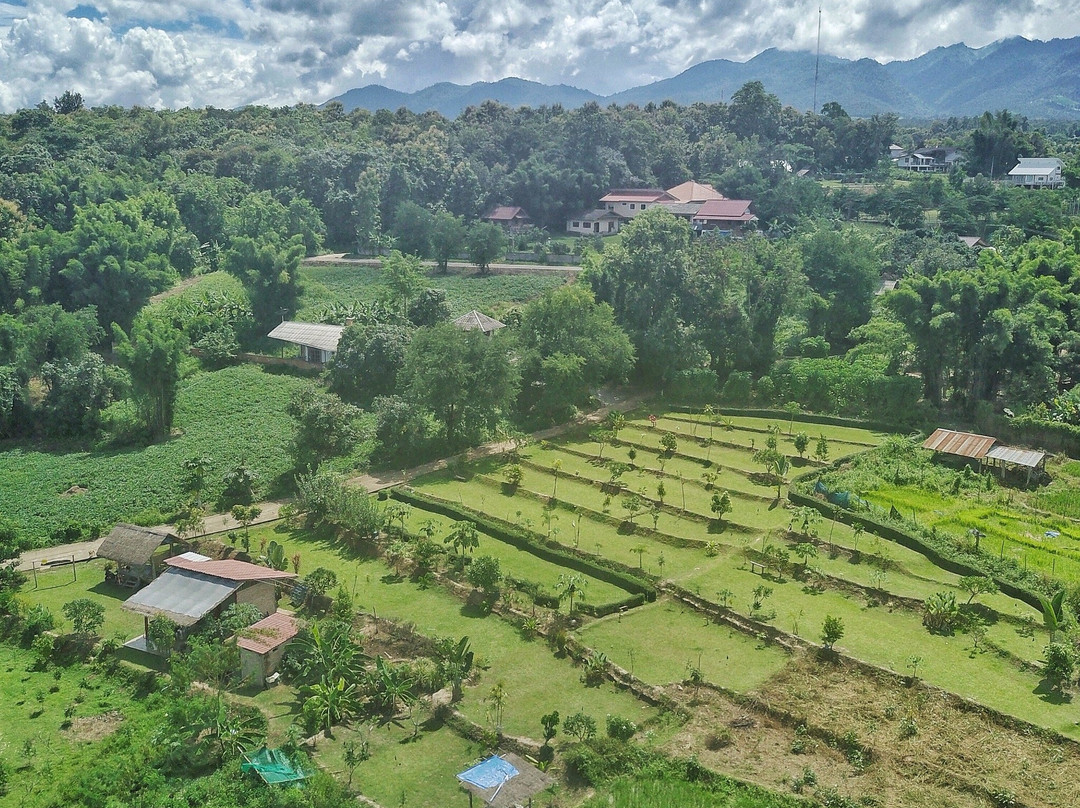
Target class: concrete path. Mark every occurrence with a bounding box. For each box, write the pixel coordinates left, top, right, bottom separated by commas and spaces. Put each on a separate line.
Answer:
303, 253, 581, 275
16, 539, 104, 572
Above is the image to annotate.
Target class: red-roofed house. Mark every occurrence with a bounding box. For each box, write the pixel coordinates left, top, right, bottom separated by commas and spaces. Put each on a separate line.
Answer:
237, 611, 301, 687
123, 555, 297, 654
482, 206, 532, 232
692, 199, 757, 235
665, 181, 726, 204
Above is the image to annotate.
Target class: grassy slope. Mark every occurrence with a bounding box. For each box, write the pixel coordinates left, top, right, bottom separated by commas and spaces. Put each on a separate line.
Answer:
298, 264, 568, 319
0, 364, 311, 544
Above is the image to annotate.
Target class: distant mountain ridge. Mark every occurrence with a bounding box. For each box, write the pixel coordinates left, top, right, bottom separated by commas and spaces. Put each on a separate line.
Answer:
325, 37, 1080, 120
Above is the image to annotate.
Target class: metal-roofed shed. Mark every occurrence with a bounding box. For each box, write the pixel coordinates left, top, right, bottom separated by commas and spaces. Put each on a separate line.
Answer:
267, 321, 345, 364
986, 445, 1047, 484
922, 428, 997, 460
123, 567, 242, 627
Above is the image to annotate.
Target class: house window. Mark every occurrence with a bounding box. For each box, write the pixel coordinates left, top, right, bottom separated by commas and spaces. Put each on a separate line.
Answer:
641, 204, 646, 209
608, 204, 614, 211
629, 203, 635, 210
572, 221, 579, 228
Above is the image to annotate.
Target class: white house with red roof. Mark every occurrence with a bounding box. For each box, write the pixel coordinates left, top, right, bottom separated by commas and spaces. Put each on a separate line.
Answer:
237, 611, 301, 687
568, 182, 755, 238
691, 199, 758, 235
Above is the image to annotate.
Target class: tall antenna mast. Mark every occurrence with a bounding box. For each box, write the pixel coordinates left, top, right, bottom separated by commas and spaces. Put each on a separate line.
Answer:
813, 4, 822, 114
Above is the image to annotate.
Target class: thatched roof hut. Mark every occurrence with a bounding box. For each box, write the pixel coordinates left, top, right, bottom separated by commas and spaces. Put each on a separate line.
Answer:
453, 310, 506, 336
97, 524, 176, 587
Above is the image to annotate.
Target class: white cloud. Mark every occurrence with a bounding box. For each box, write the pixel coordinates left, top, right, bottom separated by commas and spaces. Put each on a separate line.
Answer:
0, 0, 1075, 111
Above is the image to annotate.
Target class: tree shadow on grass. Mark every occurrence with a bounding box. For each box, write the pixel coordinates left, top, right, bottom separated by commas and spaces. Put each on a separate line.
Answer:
1034, 679, 1073, 704
380, 573, 405, 585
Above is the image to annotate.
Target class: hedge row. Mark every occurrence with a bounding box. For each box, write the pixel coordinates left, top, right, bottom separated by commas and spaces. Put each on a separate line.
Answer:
390, 487, 657, 616
667, 405, 909, 436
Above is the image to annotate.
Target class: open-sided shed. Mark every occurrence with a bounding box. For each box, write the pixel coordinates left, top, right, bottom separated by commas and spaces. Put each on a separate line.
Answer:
457, 753, 554, 808
97, 523, 176, 587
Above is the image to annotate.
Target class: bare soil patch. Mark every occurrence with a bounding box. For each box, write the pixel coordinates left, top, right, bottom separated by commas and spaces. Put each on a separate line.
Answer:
63, 709, 124, 742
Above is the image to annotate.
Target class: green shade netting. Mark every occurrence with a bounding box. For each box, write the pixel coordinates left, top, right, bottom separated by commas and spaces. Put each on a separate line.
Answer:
241, 747, 311, 785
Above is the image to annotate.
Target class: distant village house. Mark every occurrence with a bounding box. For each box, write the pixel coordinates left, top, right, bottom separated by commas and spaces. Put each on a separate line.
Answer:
482, 206, 532, 232
567, 181, 756, 237
267, 321, 345, 365
1008, 157, 1065, 189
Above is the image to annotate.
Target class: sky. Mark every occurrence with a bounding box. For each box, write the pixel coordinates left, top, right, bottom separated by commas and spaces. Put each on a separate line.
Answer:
0, 0, 1077, 112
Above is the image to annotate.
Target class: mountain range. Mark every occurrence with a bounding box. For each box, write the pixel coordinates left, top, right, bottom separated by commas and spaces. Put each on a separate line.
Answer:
326, 37, 1080, 120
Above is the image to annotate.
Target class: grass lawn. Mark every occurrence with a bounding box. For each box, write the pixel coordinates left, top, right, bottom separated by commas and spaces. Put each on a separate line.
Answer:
313, 720, 488, 808
577, 599, 790, 690
246, 524, 655, 740
0, 643, 144, 807
298, 263, 568, 320
397, 504, 633, 607
0, 364, 313, 544
18, 558, 146, 640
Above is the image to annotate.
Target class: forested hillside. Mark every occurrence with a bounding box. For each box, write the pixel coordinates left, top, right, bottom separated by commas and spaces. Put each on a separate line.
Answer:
1, 84, 1080, 546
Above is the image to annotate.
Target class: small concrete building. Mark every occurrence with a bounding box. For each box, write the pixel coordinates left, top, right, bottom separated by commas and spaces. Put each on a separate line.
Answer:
237, 611, 300, 688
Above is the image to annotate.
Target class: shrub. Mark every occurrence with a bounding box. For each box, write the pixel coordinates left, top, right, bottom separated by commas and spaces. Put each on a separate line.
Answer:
605, 714, 637, 741
821, 615, 845, 649
1043, 642, 1075, 690
922, 591, 963, 634
502, 464, 524, 487
563, 711, 598, 742
705, 728, 733, 750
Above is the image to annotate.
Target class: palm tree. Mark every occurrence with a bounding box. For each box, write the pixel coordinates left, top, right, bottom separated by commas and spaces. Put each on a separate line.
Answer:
557, 573, 588, 614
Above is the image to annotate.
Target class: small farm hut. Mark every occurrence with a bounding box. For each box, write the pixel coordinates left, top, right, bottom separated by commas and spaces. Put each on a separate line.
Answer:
922, 428, 1047, 484
97, 523, 177, 588
457, 752, 554, 808
237, 611, 300, 688
122, 553, 296, 653
267, 321, 345, 365
453, 310, 506, 336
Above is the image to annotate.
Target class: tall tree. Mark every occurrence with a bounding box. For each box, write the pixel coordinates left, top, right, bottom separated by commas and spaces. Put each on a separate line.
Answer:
112, 311, 187, 441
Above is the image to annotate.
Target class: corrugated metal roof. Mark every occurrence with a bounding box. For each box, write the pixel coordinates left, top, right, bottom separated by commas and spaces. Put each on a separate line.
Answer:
600, 189, 674, 202
694, 199, 756, 221
123, 568, 242, 626
922, 428, 996, 459
1009, 157, 1063, 175
986, 445, 1046, 468
165, 556, 298, 581
267, 321, 344, 353
237, 611, 300, 654
484, 206, 529, 221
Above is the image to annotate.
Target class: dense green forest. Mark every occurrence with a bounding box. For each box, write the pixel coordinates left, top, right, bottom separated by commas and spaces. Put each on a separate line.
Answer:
2, 84, 1080, 548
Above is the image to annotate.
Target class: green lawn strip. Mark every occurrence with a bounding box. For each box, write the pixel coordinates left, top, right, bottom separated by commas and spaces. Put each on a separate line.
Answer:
542, 438, 775, 501
246, 524, 655, 739
411, 472, 727, 580
580, 771, 812, 808
298, 264, 567, 319
396, 506, 631, 606
507, 453, 788, 535
673, 565, 1070, 736
18, 559, 147, 640
646, 415, 876, 454
576, 598, 789, 690
706, 414, 891, 446
313, 720, 483, 808
0, 364, 312, 543
0, 643, 144, 807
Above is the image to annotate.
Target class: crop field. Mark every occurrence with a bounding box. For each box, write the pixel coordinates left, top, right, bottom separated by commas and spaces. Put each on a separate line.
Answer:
298, 262, 569, 319
820, 441, 1080, 585
0, 364, 312, 545
402, 411, 1079, 741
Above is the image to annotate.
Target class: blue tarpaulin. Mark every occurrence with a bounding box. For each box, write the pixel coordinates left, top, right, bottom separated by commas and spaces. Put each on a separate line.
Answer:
457, 756, 519, 790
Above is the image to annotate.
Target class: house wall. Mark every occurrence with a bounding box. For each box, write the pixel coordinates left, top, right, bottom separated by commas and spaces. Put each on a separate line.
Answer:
237, 581, 278, 617
239, 647, 265, 687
